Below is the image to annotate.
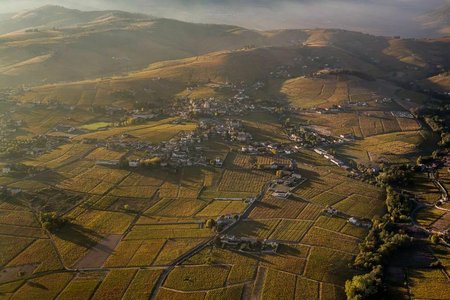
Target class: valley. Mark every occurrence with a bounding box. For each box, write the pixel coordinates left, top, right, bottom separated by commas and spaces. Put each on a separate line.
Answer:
0, 4, 449, 300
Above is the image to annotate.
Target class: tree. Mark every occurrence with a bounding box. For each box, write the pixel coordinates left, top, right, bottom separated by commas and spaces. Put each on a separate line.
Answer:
430, 234, 440, 245
205, 219, 216, 229
416, 156, 423, 166
345, 266, 383, 300
40, 212, 69, 232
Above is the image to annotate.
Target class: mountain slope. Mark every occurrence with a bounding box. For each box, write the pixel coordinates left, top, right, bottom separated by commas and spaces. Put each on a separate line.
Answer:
0, 6, 310, 88
14, 34, 450, 109
0, 5, 150, 34
420, 4, 450, 35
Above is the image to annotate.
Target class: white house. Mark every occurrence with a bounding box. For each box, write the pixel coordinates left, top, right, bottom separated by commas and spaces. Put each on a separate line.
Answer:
2, 167, 11, 175
128, 160, 140, 168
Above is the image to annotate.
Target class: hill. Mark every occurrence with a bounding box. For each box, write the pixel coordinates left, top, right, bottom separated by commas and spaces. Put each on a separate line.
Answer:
14, 33, 450, 109
420, 4, 450, 35
0, 5, 311, 88
0, 5, 150, 34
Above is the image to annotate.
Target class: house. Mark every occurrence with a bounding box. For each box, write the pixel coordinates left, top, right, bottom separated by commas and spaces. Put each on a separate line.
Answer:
128, 160, 140, 168
236, 132, 252, 143
291, 173, 302, 180
339, 134, 356, 141
214, 158, 224, 168
216, 214, 240, 227
7, 188, 22, 195
272, 191, 291, 199
132, 113, 155, 121
325, 207, 338, 215
348, 217, 361, 226
96, 160, 120, 166
2, 167, 11, 175
314, 148, 327, 155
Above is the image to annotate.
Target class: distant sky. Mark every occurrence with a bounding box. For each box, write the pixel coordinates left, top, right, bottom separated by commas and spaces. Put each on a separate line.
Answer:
0, 0, 448, 37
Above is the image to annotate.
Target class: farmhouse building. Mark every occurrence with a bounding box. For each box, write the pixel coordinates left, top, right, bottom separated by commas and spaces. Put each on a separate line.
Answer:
95, 160, 120, 166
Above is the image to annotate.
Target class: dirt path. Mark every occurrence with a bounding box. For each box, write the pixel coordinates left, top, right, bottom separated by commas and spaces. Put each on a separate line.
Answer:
74, 234, 122, 269
251, 265, 267, 300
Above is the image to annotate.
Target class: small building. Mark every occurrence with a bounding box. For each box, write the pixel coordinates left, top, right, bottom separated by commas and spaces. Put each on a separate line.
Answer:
128, 160, 140, 168
348, 217, 361, 226
236, 132, 252, 142
325, 207, 338, 215
272, 191, 291, 199
2, 167, 11, 175
95, 160, 120, 166
314, 148, 327, 155
214, 158, 224, 168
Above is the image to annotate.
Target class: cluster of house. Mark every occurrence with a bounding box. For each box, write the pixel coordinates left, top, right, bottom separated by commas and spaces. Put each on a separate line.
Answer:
199, 119, 253, 143
391, 111, 415, 119
0, 117, 22, 138
217, 235, 279, 253
375, 97, 393, 104
286, 125, 345, 148
241, 141, 299, 157
172, 93, 255, 118
1, 165, 11, 175
314, 148, 351, 171
95, 129, 208, 168
269, 172, 304, 199
215, 214, 241, 228
313, 106, 345, 115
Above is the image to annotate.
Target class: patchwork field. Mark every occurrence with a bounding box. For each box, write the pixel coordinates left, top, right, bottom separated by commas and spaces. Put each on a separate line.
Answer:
337, 131, 427, 164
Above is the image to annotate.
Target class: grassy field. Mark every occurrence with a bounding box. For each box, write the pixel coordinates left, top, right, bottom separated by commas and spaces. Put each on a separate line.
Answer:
153, 239, 206, 266
103, 239, 165, 267
24, 143, 95, 169
407, 269, 450, 300
164, 265, 230, 291
334, 194, 385, 219
74, 118, 197, 142
57, 166, 130, 195
337, 131, 428, 164
250, 195, 308, 219
230, 219, 280, 239
218, 170, 274, 193
91, 269, 137, 300
301, 227, 360, 254
304, 247, 358, 285
122, 269, 162, 300
7, 239, 63, 274
11, 273, 74, 300
57, 272, 104, 300
80, 122, 112, 130
269, 220, 313, 242
261, 268, 297, 299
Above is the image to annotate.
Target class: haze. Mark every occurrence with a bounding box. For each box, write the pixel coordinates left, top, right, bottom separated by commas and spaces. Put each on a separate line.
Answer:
0, 0, 448, 37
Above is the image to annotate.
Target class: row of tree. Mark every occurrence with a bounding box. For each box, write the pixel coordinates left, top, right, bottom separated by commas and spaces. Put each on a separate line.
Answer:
345, 187, 414, 299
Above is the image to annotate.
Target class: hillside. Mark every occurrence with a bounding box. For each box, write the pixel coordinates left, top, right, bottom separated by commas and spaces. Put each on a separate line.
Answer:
1, 6, 449, 90
420, 3, 450, 35
0, 6, 312, 88
0, 5, 150, 34
14, 32, 450, 109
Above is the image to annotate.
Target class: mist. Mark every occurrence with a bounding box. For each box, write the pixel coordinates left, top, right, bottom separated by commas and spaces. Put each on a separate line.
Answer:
0, 0, 448, 37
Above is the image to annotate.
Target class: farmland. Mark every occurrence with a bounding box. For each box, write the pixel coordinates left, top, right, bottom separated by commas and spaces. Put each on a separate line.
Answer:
0, 7, 447, 299
337, 131, 429, 165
